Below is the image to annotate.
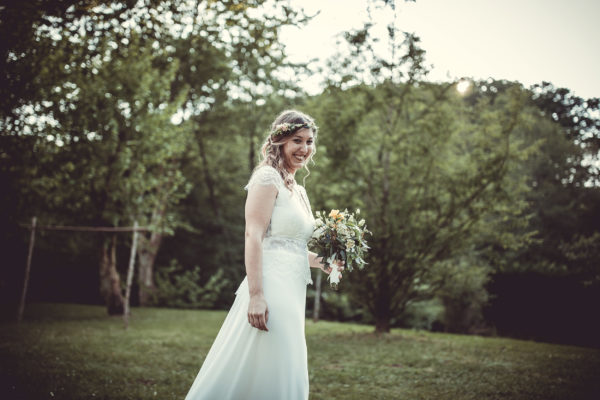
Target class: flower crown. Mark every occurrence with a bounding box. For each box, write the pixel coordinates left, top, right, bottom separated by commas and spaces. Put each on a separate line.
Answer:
270, 122, 316, 137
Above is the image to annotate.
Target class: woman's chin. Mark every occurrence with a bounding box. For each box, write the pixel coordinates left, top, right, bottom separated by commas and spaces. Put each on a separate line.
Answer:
288, 160, 304, 169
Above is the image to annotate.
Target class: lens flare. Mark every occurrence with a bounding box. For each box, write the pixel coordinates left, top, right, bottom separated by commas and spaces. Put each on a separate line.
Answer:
457, 79, 471, 95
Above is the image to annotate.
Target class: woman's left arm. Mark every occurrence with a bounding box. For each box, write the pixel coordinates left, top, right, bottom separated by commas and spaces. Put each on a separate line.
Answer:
308, 251, 325, 270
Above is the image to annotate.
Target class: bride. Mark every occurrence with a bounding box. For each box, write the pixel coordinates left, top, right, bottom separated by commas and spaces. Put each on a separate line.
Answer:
184, 109, 343, 400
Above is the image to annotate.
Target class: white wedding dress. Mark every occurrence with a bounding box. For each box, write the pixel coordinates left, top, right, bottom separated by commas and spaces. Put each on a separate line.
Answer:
185, 165, 315, 400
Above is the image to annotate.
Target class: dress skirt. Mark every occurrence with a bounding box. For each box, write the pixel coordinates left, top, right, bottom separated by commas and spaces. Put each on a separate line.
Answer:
185, 237, 311, 400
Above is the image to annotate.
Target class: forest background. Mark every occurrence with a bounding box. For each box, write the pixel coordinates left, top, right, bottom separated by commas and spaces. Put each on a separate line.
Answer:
1, 0, 599, 348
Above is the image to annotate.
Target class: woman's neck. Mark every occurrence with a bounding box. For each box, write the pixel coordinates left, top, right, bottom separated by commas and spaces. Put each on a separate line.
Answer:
285, 166, 297, 177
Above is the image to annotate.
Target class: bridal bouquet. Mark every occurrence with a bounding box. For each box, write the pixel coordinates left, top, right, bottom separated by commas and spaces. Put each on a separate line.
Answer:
309, 209, 371, 289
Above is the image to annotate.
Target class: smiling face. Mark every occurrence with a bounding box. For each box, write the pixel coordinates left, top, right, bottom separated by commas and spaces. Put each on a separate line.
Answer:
281, 128, 314, 174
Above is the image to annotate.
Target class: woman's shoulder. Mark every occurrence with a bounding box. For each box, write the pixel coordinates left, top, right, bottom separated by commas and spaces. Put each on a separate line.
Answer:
252, 165, 284, 182
245, 165, 284, 191
254, 164, 281, 175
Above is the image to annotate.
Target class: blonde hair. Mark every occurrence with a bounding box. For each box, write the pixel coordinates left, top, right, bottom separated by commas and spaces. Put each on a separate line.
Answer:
257, 109, 318, 190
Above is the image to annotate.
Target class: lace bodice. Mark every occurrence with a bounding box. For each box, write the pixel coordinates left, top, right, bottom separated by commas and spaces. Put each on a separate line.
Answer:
245, 166, 315, 243
245, 166, 316, 285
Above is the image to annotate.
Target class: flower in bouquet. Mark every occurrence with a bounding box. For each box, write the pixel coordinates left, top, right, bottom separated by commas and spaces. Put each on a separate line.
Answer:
309, 208, 371, 289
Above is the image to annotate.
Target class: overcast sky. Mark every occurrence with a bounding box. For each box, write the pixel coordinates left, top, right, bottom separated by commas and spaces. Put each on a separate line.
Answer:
279, 0, 600, 99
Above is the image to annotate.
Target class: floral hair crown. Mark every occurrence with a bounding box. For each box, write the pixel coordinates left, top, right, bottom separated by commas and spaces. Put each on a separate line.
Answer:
270, 122, 317, 138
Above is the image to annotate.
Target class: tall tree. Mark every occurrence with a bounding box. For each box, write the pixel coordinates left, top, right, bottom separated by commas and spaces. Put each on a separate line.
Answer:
308, 0, 538, 332
1, 10, 192, 313
149, 0, 312, 304
481, 82, 600, 345
1, 0, 315, 310
46, 33, 191, 314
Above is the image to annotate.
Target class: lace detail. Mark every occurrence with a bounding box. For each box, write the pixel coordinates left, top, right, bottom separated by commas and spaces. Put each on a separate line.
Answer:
244, 165, 283, 192
243, 166, 315, 286
262, 236, 313, 285
263, 236, 307, 254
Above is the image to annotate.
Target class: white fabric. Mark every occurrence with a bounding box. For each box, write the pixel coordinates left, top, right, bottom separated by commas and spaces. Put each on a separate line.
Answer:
185, 165, 316, 400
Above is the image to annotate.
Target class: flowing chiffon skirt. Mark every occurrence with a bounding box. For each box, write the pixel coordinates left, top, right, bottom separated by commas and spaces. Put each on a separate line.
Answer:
185, 240, 310, 400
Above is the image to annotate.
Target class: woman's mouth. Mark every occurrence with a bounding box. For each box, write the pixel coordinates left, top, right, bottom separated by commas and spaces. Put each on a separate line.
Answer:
293, 155, 305, 162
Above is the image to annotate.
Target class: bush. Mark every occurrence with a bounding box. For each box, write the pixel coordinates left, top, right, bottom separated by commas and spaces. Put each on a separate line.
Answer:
306, 286, 366, 323
437, 259, 491, 334
399, 298, 445, 331
150, 259, 232, 309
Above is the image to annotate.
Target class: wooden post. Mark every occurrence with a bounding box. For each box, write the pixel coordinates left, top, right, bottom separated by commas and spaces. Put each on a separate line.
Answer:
123, 221, 139, 329
17, 216, 37, 323
312, 270, 322, 322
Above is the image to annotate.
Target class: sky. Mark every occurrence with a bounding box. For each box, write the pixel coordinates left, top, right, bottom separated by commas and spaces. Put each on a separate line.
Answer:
279, 0, 600, 99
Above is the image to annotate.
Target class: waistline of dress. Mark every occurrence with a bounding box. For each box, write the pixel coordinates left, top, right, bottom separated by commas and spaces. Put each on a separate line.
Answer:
262, 236, 308, 256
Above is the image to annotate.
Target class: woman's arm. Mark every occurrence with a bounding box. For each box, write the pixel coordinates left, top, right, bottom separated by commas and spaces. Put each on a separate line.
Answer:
308, 251, 326, 270
244, 182, 277, 332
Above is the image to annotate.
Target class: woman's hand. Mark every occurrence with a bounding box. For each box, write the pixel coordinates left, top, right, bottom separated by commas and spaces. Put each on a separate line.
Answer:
248, 294, 269, 332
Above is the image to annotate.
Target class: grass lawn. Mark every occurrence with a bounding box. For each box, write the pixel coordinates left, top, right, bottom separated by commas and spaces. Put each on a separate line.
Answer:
1, 302, 599, 400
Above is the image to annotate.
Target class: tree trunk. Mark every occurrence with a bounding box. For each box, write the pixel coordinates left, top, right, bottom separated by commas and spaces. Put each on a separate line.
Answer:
374, 314, 391, 333
374, 286, 392, 334
99, 234, 124, 315
137, 231, 161, 306
136, 162, 178, 306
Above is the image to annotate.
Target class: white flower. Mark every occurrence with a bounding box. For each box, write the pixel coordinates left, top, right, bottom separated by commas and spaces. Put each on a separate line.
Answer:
345, 239, 355, 250
312, 226, 325, 239
358, 219, 365, 227
337, 225, 349, 236
356, 208, 361, 214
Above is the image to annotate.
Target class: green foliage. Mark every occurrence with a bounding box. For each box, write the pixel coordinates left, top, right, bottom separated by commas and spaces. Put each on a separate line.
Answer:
151, 259, 233, 309
306, 78, 540, 332
435, 256, 492, 333
307, 284, 366, 322
399, 298, 444, 331
1, 0, 598, 346
304, 1, 554, 332
560, 232, 600, 287
0, 0, 312, 312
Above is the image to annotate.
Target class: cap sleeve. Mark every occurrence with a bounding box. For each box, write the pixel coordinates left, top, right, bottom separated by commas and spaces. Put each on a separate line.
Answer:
244, 166, 284, 192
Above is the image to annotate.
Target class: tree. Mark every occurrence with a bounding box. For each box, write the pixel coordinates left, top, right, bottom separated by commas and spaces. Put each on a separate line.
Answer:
147, 1, 313, 306
1, 0, 314, 311
0, 0, 168, 121
307, 0, 538, 333
46, 33, 191, 314
480, 83, 600, 346
1, 11, 192, 313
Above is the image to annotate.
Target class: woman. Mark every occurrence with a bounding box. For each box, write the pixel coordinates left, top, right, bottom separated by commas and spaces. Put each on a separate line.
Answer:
184, 109, 342, 400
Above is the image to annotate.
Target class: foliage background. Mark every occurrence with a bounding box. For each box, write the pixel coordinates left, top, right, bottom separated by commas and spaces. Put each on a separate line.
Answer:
1, 0, 599, 347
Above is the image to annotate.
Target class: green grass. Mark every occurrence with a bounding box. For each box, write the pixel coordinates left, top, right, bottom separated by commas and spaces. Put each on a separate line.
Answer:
1, 303, 599, 400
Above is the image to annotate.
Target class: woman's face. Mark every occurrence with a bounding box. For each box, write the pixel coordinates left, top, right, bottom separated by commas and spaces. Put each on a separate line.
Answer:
282, 128, 314, 174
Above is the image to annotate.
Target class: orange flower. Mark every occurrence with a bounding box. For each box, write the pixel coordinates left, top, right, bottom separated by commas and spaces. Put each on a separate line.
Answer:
329, 209, 345, 221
